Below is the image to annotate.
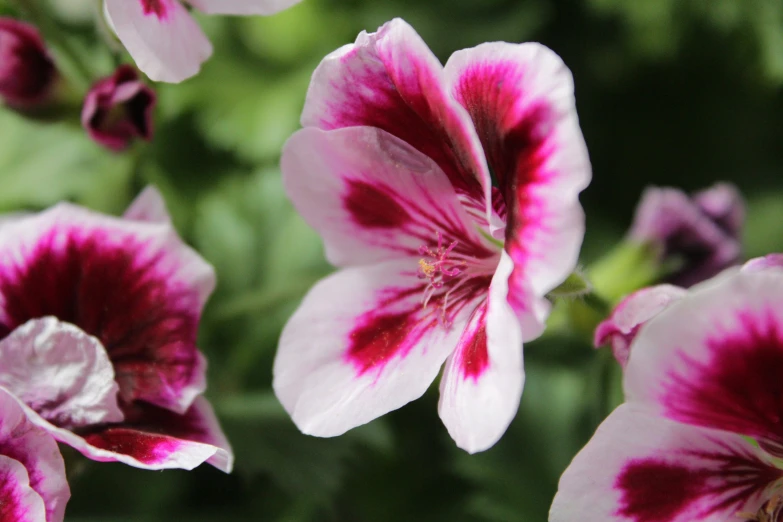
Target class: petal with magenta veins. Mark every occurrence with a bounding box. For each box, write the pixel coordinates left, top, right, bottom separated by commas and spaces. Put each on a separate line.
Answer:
274, 259, 484, 437
104, 0, 213, 83
281, 126, 497, 268
445, 43, 590, 314
188, 0, 302, 15
438, 251, 525, 453
550, 404, 782, 522
301, 18, 492, 211
0, 203, 213, 414
625, 269, 783, 450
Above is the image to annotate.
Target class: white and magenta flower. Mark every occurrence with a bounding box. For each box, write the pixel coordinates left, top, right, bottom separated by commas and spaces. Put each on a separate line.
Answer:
274, 18, 591, 452
0, 187, 232, 472
551, 263, 783, 521
0, 18, 58, 109
103, 0, 302, 83
0, 388, 69, 522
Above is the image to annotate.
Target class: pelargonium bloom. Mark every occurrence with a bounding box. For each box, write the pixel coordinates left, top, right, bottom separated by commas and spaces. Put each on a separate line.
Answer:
0, 388, 69, 522
103, 0, 302, 83
629, 183, 744, 288
0, 18, 58, 109
274, 18, 591, 452
0, 187, 232, 472
550, 264, 783, 521
81, 65, 156, 151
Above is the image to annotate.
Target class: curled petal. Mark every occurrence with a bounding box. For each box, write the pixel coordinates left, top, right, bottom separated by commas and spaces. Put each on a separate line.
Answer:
594, 285, 687, 368
550, 405, 781, 522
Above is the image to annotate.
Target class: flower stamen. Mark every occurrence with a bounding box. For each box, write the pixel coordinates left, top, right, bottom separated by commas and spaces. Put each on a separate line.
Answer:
738, 493, 783, 521
418, 232, 468, 326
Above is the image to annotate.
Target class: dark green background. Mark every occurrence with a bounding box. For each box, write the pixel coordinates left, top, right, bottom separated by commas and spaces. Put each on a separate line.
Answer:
1, 0, 783, 520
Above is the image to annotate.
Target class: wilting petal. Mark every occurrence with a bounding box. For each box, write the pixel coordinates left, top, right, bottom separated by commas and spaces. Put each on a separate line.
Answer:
438, 251, 524, 453
188, 0, 302, 15
274, 259, 480, 437
625, 269, 783, 449
445, 42, 590, 314
25, 397, 231, 472
0, 203, 214, 414
0, 317, 123, 429
550, 405, 781, 522
594, 285, 687, 368
281, 126, 496, 267
0, 388, 69, 522
103, 0, 213, 83
123, 185, 172, 224
300, 18, 491, 207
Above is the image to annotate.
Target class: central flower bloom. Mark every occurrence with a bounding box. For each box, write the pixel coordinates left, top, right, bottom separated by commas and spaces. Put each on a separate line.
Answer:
273, 18, 591, 452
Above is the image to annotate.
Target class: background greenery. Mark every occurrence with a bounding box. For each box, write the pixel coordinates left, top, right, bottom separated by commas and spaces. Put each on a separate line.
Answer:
1, 0, 783, 520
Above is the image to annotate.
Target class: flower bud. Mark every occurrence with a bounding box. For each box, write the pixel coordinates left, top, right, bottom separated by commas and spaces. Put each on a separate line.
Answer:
0, 18, 57, 108
81, 65, 155, 151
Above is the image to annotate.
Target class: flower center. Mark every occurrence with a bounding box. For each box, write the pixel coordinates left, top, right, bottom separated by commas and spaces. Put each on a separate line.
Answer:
739, 493, 783, 521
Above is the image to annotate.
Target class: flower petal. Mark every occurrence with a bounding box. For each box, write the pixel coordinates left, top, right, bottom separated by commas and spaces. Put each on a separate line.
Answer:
281, 126, 497, 267
25, 397, 232, 472
0, 388, 69, 522
594, 285, 687, 368
438, 251, 524, 453
0, 317, 123, 429
300, 18, 492, 209
445, 43, 590, 314
0, 203, 214, 414
743, 254, 783, 273
123, 185, 172, 224
188, 0, 302, 15
550, 405, 781, 522
104, 0, 213, 83
274, 259, 480, 437
625, 269, 783, 448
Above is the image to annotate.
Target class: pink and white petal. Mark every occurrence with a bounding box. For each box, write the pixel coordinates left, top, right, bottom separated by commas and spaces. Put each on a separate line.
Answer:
625, 269, 783, 448
0, 203, 213, 414
0, 456, 47, 522
438, 251, 524, 453
594, 285, 687, 368
743, 254, 783, 273
123, 185, 172, 224
281, 126, 497, 267
104, 0, 213, 83
24, 397, 231, 472
446, 43, 591, 306
550, 404, 781, 522
301, 18, 492, 209
188, 0, 302, 15
0, 388, 69, 522
0, 317, 123, 429
274, 259, 479, 437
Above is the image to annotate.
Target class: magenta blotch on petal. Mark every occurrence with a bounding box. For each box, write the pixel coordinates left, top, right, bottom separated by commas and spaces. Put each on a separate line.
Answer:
0, 18, 57, 109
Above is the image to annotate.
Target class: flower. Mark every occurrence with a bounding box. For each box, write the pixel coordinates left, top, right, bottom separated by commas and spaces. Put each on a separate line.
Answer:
0, 18, 57, 109
594, 284, 686, 367
0, 186, 232, 472
81, 65, 156, 151
273, 18, 591, 452
629, 183, 744, 287
0, 388, 69, 522
103, 0, 302, 83
550, 263, 783, 521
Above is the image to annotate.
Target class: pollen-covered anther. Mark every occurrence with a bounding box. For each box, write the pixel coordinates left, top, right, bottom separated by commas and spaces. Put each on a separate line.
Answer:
417, 232, 469, 324
738, 492, 783, 521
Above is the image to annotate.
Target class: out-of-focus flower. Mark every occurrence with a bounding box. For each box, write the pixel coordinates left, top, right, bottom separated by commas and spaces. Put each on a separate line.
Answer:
102, 0, 302, 83
0, 388, 69, 522
274, 18, 591, 453
629, 183, 744, 287
551, 265, 783, 522
0, 18, 57, 109
0, 187, 232, 472
594, 284, 686, 367
81, 65, 155, 151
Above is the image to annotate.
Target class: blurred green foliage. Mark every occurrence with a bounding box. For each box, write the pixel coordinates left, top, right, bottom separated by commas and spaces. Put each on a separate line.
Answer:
1, 0, 783, 520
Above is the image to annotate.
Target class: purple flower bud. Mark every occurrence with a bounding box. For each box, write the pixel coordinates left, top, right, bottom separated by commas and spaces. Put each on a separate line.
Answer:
0, 18, 57, 108
629, 183, 744, 287
81, 65, 156, 152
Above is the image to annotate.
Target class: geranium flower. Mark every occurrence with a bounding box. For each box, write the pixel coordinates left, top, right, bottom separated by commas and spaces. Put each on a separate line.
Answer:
274, 19, 591, 452
551, 264, 783, 521
0, 187, 232, 471
0, 388, 69, 522
103, 0, 302, 83
0, 18, 58, 109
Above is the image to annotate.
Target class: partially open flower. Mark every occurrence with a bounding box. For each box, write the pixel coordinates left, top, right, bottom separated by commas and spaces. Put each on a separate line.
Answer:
81, 65, 155, 151
0, 18, 57, 109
